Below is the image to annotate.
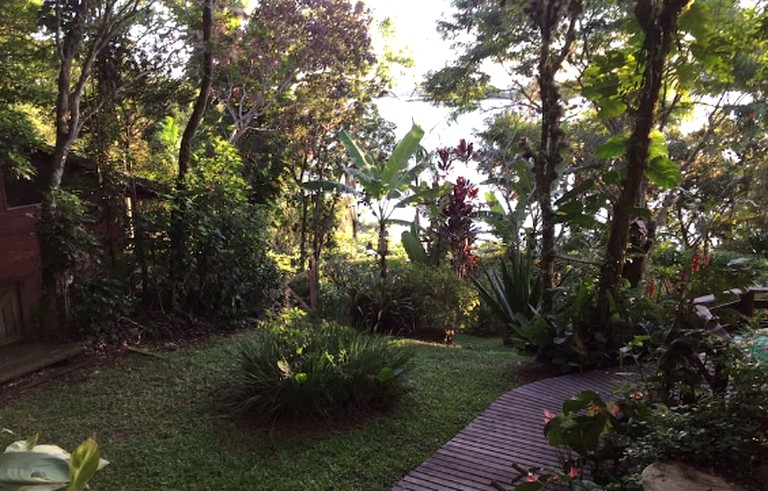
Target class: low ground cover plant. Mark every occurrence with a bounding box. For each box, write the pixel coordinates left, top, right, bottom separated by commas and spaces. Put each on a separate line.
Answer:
222, 310, 414, 421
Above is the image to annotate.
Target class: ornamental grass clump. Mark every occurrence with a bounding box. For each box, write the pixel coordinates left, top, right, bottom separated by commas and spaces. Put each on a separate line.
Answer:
223, 311, 413, 421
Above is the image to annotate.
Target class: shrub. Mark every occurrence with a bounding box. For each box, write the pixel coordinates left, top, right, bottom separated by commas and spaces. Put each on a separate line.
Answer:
222, 310, 413, 421
531, 325, 768, 488
73, 272, 137, 345
621, 360, 768, 484
349, 263, 478, 339
180, 139, 282, 317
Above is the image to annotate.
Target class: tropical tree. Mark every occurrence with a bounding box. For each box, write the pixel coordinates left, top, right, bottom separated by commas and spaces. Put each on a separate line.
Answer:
426, 0, 585, 313
170, 0, 214, 303
339, 123, 426, 279
214, 0, 375, 146
35, 0, 179, 327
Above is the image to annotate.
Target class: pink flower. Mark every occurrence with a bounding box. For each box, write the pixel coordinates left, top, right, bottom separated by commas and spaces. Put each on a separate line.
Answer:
629, 390, 645, 400
526, 472, 539, 483
543, 409, 556, 424
610, 404, 620, 416
568, 466, 579, 479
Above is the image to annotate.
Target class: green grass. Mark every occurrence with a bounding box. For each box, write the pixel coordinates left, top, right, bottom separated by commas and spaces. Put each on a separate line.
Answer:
0, 334, 529, 490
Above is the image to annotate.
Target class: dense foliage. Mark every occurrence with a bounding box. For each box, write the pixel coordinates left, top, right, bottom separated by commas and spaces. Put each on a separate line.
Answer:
511, 313, 768, 489
222, 310, 413, 421
347, 262, 479, 340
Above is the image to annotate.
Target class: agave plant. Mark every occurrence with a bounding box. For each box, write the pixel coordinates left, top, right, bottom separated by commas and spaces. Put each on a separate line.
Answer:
0, 434, 108, 491
472, 249, 545, 348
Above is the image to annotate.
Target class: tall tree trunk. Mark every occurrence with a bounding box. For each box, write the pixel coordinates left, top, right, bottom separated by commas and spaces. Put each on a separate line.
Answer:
378, 219, 388, 280
298, 191, 309, 272
170, 0, 214, 306
596, 0, 691, 329
528, 0, 582, 314
40, 1, 94, 334
39, 0, 143, 333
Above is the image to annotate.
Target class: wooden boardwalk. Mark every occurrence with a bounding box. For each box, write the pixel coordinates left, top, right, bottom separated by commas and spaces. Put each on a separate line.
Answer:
392, 367, 639, 491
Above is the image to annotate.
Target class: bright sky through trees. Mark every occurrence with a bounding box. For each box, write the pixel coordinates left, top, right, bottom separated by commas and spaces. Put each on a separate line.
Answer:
366, 0, 495, 150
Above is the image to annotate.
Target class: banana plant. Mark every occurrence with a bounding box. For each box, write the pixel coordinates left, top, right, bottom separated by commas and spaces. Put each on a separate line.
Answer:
339, 123, 429, 279
0, 434, 109, 491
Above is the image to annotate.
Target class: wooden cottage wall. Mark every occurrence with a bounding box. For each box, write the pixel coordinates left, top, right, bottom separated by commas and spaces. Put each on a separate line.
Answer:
0, 172, 42, 344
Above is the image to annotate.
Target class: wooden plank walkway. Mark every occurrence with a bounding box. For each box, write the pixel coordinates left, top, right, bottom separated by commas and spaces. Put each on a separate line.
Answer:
392, 367, 639, 491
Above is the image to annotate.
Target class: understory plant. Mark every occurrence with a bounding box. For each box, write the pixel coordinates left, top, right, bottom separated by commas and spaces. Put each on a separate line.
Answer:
0, 433, 109, 491
349, 263, 478, 340
222, 309, 413, 421
177, 138, 282, 317
514, 319, 768, 489
509, 390, 630, 490
472, 249, 543, 348
72, 271, 137, 346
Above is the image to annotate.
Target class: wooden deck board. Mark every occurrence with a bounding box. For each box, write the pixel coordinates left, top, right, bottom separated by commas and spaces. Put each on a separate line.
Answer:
0, 342, 83, 385
392, 367, 637, 491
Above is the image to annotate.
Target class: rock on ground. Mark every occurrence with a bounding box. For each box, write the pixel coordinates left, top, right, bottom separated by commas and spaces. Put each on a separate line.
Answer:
642, 461, 746, 491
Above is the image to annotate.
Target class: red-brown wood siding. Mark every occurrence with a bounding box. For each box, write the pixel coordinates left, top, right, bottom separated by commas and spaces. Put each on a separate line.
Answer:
0, 173, 43, 340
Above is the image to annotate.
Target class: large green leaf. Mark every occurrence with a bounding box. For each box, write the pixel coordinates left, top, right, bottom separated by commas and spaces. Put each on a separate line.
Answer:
597, 97, 628, 119
602, 169, 623, 186
338, 130, 376, 171
401, 230, 428, 265
556, 201, 583, 216
397, 163, 427, 191
645, 156, 681, 189
67, 439, 103, 491
393, 182, 438, 209
647, 129, 669, 160
554, 178, 595, 206
595, 134, 628, 159
484, 191, 505, 214
0, 452, 70, 486
557, 213, 598, 228
345, 167, 383, 198
382, 123, 425, 188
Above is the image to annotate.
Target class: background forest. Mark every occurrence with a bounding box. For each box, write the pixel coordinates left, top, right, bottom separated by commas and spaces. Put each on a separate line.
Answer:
0, 0, 766, 357
2, 0, 768, 489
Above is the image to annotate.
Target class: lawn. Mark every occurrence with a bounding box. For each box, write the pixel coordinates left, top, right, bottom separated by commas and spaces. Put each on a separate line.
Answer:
0, 334, 528, 490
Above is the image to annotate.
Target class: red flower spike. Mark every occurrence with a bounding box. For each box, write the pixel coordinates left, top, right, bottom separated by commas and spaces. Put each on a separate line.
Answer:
692, 248, 701, 274
704, 244, 710, 268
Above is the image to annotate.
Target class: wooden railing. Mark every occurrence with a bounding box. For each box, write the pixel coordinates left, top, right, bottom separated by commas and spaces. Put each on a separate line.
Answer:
693, 287, 768, 338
